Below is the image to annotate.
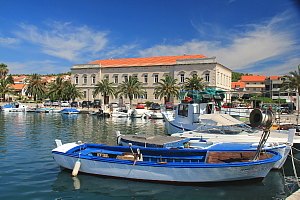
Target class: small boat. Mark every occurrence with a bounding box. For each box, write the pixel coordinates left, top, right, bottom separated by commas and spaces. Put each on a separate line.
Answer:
1, 102, 28, 112
60, 108, 80, 114
35, 107, 54, 113
111, 110, 132, 118
116, 131, 292, 169
52, 140, 281, 183
146, 111, 164, 119
116, 132, 191, 148
131, 109, 149, 118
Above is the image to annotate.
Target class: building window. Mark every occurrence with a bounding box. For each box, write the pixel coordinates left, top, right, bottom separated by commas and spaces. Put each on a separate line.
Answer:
114, 75, 118, 84
180, 74, 185, 82
92, 76, 96, 84
83, 75, 87, 84
144, 92, 147, 99
104, 75, 109, 80
124, 75, 128, 82
75, 76, 78, 84
205, 73, 210, 82
154, 74, 159, 83
83, 91, 87, 98
144, 75, 148, 83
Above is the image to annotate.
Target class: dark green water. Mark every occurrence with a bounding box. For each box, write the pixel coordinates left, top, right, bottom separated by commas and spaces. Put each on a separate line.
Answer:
0, 112, 299, 200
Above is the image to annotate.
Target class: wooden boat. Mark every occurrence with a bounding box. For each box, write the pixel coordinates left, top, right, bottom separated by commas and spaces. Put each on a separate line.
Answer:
52, 140, 281, 183
116, 132, 191, 148
116, 132, 291, 169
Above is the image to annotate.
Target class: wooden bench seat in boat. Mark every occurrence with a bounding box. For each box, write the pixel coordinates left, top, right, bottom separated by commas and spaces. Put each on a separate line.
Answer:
206, 151, 273, 164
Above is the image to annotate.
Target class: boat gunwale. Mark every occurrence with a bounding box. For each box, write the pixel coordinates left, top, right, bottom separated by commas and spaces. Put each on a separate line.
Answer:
52, 143, 281, 168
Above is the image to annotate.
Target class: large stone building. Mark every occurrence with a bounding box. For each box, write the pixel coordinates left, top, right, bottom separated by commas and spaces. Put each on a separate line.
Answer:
71, 55, 232, 105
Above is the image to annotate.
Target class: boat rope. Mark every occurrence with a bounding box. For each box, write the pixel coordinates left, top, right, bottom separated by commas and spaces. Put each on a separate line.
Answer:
281, 165, 293, 194
252, 129, 270, 161
289, 148, 300, 187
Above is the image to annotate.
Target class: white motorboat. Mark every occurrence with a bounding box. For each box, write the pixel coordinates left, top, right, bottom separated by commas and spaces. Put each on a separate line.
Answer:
1, 102, 28, 112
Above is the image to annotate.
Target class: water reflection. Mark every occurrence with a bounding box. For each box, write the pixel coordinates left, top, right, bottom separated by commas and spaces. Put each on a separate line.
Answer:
52, 169, 295, 199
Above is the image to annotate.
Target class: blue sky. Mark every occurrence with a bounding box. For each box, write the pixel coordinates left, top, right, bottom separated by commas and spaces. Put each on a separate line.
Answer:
1, 0, 300, 76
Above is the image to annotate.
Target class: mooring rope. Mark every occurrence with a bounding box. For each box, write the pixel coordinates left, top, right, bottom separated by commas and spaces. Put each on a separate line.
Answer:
289, 148, 300, 187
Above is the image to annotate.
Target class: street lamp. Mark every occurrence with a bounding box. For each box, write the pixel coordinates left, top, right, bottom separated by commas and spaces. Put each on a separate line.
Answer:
88, 88, 90, 109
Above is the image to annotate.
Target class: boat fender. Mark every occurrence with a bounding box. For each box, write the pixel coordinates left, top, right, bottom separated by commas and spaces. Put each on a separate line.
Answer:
55, 139, 63, 147
72, 160, 81, 176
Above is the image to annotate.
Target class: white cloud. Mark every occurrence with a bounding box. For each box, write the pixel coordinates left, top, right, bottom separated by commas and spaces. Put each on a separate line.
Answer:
0, 36, 20, 46
6, 60, 69, 75
139, 11, 300, 75
14, 21, 109, 62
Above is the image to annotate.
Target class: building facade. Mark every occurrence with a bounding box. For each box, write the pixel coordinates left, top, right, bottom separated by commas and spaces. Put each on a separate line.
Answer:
71, 55, 232, 105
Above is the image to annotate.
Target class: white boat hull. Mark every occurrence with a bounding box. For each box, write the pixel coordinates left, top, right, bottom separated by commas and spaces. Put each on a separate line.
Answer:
53, 153, 276, 183
53, 142, 280, 183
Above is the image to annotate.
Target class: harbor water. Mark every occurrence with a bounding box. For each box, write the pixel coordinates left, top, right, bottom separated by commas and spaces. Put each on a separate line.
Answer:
0, 112, 299, 200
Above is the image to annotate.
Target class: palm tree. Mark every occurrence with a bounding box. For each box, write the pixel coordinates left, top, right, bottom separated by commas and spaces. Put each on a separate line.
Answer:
154, 75, 180, 104
117, 76, 145, 106
0, 63, 9, 81
281, 64, 300, 122
93, 79, 116, 105
25, 73, 46, 101
281, 65, 300, 95
47, 76, 65, 101
0, 79, 14, 101
62, 81, 83, 101
182, 74, 207, 91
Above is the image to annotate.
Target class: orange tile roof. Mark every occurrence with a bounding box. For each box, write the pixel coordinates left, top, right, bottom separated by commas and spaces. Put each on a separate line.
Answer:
89, 55, 207, 67
241, 75, 266, 82
11, 84, 26, 90
269, 76, 282, 80
231, 82, 245, 88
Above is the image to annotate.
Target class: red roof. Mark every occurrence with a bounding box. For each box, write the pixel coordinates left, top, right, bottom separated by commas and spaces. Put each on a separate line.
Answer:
269, 76, 282, 80
241, 75, 266, 82
11, 84, 26, 90
231, 82, 245, 89
89, 55, 207, 67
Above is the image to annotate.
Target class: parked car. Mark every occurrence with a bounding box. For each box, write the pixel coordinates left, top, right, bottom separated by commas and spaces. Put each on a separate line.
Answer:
136, 102, 146, 109
262, 104, 281, 112
222, 103, 235, 108
165, 102, 174, 109
60, 101, 70, 107
150, 103, 160, 110
93, 99, 102, 108
82, 101, 93, 108
44, 100, 52, 107
70, 101, 79, 107
109, 102, 119, 108
52, 101, 60, 107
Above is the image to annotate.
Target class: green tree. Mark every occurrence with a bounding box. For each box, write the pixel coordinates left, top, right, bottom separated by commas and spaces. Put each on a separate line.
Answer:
0, 63, 9, 80
25, 73, 46, 101
281, 65, 300, 118
182, 74, 207, 91
93, 79, 116, 105
0, 79, 14, 101
47, 76, 65, 101
232, 72, 253, 82
6, 74, 14, 85
154, 75, 180, 103
62, 81, 83, 101
117, 76, 145, 106
281, 65, 300, 95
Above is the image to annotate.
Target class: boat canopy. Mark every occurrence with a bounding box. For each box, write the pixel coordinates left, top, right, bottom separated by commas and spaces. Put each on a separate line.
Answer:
199, 114, 244, 126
